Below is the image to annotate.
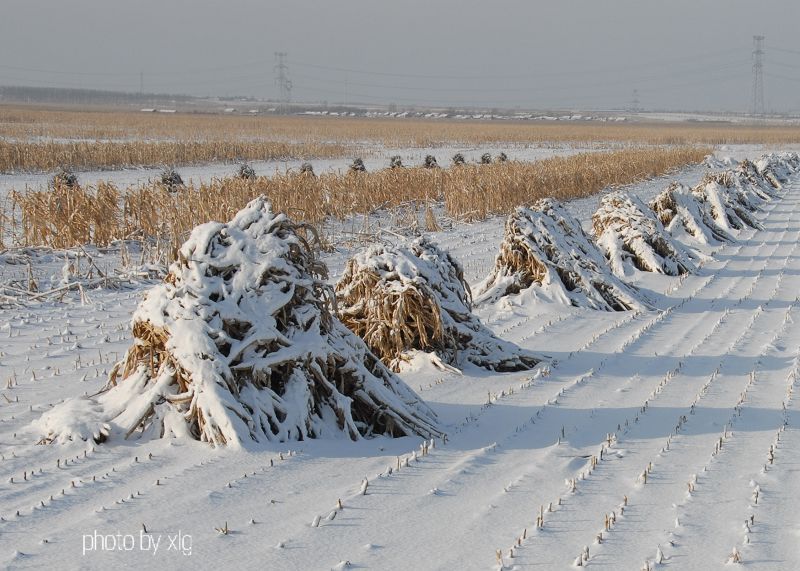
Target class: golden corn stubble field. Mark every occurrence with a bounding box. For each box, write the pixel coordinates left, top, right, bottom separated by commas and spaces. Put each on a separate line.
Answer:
2, 103, 797, 256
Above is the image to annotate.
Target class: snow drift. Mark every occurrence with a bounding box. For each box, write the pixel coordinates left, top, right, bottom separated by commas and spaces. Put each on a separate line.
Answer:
336, 237, 542, 372
33, 198, 442, 446
650, 182, 733, 247
474, 199, 644, 311
593, 190, 696, 277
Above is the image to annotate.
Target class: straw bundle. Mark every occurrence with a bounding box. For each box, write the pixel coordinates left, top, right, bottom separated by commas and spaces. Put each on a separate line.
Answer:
649, 183, 733, 246
688, 153, 800, 237
701, 168, 773, 207
755, 151, 800, 185
593, 190, 695, 277
33, 198, 441, 446
160, 167, 184, 191
475, 199, 644, 310
336, 237, 541, 372
691, 176, 763, 232
51, 167, 78, 188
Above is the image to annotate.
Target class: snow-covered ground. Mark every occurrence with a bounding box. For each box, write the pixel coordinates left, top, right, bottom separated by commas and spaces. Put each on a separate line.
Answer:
0, 144, 599, 201
2, 152, 800, 570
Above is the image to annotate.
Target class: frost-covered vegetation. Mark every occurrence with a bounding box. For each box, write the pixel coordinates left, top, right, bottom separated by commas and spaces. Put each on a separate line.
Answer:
32, 198, 442, 446
475, 198, 644, 311
336, 237, 541, 372
593, 190, 696, 277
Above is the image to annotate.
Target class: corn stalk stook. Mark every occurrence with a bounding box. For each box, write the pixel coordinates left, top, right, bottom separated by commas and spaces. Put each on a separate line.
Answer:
649, 182, 733, 246
592, 190, 697, 278
474, 199, 646, 311
336, 237, 542, 372
32, 197, 442, 446
689, 160, 783, 234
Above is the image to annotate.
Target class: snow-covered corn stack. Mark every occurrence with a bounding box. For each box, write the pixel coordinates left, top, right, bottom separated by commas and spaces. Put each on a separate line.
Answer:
336, 236, 542, 372
476, 198, 646, 310
31, 198, 443, 446
650, 182, 733, 246
593, 190, 696, 277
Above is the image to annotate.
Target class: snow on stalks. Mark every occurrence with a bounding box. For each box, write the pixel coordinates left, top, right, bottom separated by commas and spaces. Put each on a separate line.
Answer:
650, 182, 733, 247
652, 153, 800, 249
475, 199, 645, 311
336, 237, 542, 372
754, 151, 800, 187
692, 175, 764, 233
32, 198, 442, 446
593, 190, 696, 278
681, 153, 800, 237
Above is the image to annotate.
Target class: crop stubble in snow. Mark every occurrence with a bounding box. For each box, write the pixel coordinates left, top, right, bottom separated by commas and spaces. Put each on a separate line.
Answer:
1, 161, 800, 570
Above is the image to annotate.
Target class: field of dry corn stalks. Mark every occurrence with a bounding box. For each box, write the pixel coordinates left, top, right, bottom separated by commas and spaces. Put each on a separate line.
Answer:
0, 104, 797, 171
0, 140, 348, 173
3, 146, 708, 256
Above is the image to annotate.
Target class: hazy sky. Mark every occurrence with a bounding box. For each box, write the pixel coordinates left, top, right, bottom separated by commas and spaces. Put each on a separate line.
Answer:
3, 0, 800, 112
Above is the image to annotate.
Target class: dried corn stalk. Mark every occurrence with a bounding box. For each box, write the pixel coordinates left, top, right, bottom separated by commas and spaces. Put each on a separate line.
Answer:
12, 182, 120, 248
754, 152, 800, 188
700, 168, 772, 208
593, 190, 695, 278
32, 197, 441, 446
336, 237, 542, 372
475, 199, 645, 311
691, 178, 762, 233
691, 153, 800, 234
649, 183, 733, 246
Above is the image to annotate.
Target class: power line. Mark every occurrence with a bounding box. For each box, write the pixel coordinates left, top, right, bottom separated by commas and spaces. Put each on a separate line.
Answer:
288, 48, 749, 82
0, 45, 761, 110
768, 59, 800, 71
767, 45, 800, 56
765, 72, 800, 83
290, 62, 745, 96
0, 45, 751, 82
291, 70, 750, 108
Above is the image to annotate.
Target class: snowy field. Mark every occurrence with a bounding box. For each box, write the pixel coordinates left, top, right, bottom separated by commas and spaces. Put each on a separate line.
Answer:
0, 144, 596, 201
1, 149, 800, 570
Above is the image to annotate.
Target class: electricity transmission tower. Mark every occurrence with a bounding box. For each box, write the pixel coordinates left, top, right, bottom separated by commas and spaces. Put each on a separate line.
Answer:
629, 89, 641, 112
751, 35, 765, 117
274, 52, 292, 113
